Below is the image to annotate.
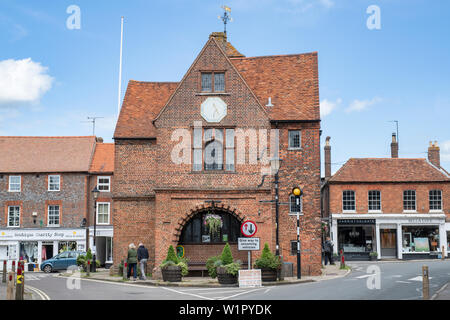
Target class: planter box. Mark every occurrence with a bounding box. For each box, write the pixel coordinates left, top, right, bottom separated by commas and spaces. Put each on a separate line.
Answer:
217, 267, 237, 285
162, 266, 182, 282
261, 268, 277, 282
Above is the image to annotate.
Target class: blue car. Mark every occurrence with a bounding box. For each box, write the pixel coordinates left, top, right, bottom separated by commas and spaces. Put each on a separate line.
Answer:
40, 251, 85, 273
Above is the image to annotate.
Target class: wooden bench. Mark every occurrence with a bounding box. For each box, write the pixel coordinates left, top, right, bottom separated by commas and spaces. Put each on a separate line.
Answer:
188, 261, 249, 277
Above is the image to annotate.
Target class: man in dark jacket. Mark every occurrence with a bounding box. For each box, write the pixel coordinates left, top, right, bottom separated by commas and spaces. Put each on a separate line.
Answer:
137, 243, 149, 280
323, 237, 335, 265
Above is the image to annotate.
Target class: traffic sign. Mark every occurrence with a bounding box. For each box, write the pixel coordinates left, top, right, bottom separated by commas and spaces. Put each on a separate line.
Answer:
238, 237, 260, 251
241, 220, 257, 237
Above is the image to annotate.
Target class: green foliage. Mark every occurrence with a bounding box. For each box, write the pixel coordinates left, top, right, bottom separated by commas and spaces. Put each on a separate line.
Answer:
206, 255, 221, 278
223, 262, 241, 276
205, 214, 223, 237
86, 248, 93, 260
177, 260, 189, 277
254, 243, 281, 270
76, 252, 100, 270
220, 243, 233, 265
369, 252, 378, 257
164, 245, 179, 264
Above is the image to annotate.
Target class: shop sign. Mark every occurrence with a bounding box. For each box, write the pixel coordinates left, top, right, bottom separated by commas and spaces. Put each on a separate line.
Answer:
238, 237, 260, 251
238, 269, 262, 288
338, 219, 375, 225
0, 229, 85, 241
407, 218, 441, 224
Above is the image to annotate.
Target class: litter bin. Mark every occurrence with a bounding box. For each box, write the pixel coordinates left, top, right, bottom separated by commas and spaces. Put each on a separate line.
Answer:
282, 262, 294, 277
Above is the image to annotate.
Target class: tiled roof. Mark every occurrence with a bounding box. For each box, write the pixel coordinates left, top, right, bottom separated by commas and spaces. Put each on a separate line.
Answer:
0, 136, 96, 173
329, 158, 450, 183
89, 143, 114, 174
230, 53, 320, 121
113, 81, 178, 138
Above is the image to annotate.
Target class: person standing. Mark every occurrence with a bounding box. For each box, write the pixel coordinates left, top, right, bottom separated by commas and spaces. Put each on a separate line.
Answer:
324, 237, 335, 265
127, 243, 138, 281
137, 243, 149, 280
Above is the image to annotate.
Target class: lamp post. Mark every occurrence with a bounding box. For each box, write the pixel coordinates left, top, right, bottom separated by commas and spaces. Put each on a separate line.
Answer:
92, 186, 100, 273
291, 187, 303, 279
270, 157, 282, 256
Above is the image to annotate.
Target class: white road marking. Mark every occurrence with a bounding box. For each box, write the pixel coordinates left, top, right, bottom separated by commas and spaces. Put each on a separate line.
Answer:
160, 286, 214, 300
408, 276, 433, 282
26, 285, 51, 300
219, 288, 265, 300
392, 275, 403, 278
355, 275, 373, 279
396, 281, 411, 284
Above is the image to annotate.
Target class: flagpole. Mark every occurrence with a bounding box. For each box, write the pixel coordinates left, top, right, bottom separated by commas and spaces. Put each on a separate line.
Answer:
117, 16, 124, 117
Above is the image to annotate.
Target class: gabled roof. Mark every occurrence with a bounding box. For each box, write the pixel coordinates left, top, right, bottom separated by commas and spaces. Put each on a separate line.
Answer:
89, 143, 114, 174
0, 136, 96, 173
329, 158, 450, 183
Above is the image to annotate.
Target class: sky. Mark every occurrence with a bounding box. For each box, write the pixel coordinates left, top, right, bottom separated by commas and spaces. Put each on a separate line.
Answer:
0, 0, 449, 175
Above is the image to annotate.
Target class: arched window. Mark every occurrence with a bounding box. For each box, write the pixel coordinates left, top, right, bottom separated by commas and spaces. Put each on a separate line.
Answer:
180, 210, 242, 244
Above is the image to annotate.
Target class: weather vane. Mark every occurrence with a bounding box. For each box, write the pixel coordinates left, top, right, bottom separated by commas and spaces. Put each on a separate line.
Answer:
218, 5, 233, 34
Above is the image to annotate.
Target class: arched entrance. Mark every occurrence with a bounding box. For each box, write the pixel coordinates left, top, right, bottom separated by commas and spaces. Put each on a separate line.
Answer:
177, 207, 247, 276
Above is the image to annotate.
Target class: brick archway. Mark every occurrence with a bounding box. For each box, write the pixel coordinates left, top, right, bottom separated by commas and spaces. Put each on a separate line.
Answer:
172, 203, 246, 243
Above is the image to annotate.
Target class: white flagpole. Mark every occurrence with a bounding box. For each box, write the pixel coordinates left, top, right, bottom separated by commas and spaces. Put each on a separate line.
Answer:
117, 16, 124, 117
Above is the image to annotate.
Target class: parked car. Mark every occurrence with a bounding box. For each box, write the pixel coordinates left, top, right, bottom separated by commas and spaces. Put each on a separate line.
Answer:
40, 251, 85, 273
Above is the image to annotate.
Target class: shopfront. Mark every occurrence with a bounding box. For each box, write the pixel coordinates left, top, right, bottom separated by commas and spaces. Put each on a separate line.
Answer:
89, 226, 113, 268
447, 223, 450, 257
0, 228, 86, 271
331, 214, 447, 260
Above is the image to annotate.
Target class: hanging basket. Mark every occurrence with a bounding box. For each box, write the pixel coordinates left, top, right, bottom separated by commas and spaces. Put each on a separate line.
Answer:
204, 214, 223, 238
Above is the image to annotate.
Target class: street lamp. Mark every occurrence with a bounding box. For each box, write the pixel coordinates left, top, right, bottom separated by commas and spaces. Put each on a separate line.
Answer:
270, 157, 282, 257
92, 186, 100, 272
292, 186, 303, 279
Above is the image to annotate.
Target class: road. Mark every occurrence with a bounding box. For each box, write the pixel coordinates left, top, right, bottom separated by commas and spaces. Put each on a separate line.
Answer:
24, 260, 450, 300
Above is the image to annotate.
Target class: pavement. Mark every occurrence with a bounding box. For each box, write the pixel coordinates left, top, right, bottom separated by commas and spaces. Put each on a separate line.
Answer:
0, 278, 41, 300
58, 263, 351, 287
432, 281, 450, 300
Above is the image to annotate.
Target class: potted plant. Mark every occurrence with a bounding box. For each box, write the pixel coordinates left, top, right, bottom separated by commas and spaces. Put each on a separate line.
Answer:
76, 249, 100, 272
160, 245, 188, 282
204, 213, 223, 238
254, 243, 281, 282
369, 252, 378, 261
207, 243, 240, 285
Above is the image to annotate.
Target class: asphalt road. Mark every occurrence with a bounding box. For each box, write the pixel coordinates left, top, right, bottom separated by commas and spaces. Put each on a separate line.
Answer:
23, 260, 450, 300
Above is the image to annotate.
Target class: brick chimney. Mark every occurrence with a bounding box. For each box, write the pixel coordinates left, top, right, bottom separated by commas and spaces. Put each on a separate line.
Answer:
428, 141, 440, 167
209, 32, 227, 51
324, 136, 331, 179
391, 133, 398, 158
96, 137, 104, 143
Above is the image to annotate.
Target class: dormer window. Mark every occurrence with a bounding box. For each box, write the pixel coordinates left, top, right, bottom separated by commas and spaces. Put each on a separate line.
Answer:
201, 72, 225, 92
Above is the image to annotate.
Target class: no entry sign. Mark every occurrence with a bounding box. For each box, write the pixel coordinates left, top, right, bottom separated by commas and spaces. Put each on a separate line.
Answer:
241, 220, 257, 237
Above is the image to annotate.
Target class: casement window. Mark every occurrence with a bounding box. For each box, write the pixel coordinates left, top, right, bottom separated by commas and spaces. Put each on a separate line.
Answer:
97, 176, 111, 192
429, 190, 442, 211
368, 190, 381, 212
288, 130, 301, 150
8, 206, 20, 227
8, 176, 21, 192
48, 175, 60, 191
403, 190, 416, 211
97, 202, 110, 225
48, 205, 60, 226
289, 195, 302, 215
343, 190, 356, 212
193, 127, 235, 172
201, 72, 225, 92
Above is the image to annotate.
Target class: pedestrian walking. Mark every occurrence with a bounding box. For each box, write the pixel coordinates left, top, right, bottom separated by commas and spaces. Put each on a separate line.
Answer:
324, 237, 335, 265
127, 243, 138, 281
137, 243, 149, 280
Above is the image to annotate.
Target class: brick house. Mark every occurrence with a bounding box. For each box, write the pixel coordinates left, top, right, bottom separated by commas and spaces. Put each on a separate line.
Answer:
113, 32, 322, 277
0, 136, 115, 270
322, 135, 450, 260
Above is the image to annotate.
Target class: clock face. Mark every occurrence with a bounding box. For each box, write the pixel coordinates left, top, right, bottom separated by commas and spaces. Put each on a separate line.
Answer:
201, 97, 227, 123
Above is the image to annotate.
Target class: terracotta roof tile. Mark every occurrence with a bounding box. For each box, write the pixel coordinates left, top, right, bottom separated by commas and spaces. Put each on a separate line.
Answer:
89, 143, 114, 173
0, 136, 96, 173
329, 158, 450, 183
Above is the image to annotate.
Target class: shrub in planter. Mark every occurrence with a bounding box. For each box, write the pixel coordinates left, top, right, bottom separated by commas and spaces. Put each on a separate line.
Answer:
369, 252, 378, 261
76, 250, 100, 272
254, 243, 281, 282
210, 243, 241, 285
160, 245, 188, 282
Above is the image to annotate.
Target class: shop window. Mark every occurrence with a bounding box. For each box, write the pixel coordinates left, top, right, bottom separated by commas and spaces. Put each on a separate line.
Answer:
48, 175, 60, 191
48, 205, 60, 226
429, 190, 442, 211
58, 241, 77, 253
8, 176, 21, 192
342, 190, 355, 212
97, 202, 110, 224
19, 242, 38, 263
289, 195, 302, 215
8, 206, 20, 227
402, 226, 440, 253
368, 190, 381, 212
403, 190, 416, 211
180, 211, 241, 244
338, 225, 375, 253
98, 176, 111, 192
288, 130, 301, 150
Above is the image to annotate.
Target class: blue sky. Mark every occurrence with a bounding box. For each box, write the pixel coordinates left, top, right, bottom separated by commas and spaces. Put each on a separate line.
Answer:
0, 0, 449, 174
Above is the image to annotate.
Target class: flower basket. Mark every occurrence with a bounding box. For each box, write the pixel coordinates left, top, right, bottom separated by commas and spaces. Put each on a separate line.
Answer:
204, 214, 223, 238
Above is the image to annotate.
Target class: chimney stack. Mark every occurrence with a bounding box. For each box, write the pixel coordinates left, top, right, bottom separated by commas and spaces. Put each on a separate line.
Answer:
428, 141, 440, 168
391, 133, 398, 158
209, 32, 228, 51
324, 136, 331, 179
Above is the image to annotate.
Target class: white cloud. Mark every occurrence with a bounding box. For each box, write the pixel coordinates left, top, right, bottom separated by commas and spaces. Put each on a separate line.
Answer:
0, 58, 54, 106
320, 98, 341, 117
346, 97, 382, 113
441, 140, 450, 162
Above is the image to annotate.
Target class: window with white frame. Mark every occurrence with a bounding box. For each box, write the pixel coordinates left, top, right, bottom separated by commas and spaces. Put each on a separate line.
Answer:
343, 190, 356, 212
288, 130, 301, 149
368, 190, 381, 212
403, 190, 416, 211
8, 206, 20, 227
97, 202, 110, 225
48, 175, 60, 191
289, 195, 302, 214
8, 176, 21, 192
429, 190, 442, 211
97, 176, 111, 192
48, 205, 60, 226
